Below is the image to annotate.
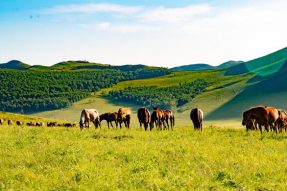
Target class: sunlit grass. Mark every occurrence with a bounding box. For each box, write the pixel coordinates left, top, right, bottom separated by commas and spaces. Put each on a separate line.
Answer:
0, 125, 286, 190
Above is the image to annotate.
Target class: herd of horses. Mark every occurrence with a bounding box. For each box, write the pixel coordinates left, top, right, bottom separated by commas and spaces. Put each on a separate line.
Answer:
79, 107, 202, 131
242, 105, 287, 134
1, 105, 286, 134
0, 118, 76, 128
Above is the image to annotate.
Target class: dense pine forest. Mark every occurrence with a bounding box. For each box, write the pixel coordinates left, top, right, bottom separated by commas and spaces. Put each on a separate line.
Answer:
108, 79, 210, 109
0, 68, 170, 113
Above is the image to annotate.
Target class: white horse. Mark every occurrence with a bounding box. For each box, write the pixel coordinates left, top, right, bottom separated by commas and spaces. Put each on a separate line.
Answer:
79, 109, 101, 130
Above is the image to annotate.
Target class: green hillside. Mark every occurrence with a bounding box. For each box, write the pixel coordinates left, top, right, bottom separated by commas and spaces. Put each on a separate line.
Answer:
225, 47, 287, 76
0, 68, 170, 113
2, 47, 287, 121
172, 63, 214, 71
0, 60, 30, 70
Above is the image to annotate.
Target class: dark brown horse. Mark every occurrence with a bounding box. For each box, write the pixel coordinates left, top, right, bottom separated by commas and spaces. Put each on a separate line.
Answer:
190, 108, 203, 131
246, 118, 258, 131
16, 121, 23, 126
242, 106, 279, 134
36, 122, 44, 127
150, 107, 166, 130
7, 119, 13, 125
118, 108, 131, 129
137, 107, 150, 131
163, 109, 175, 130
47, 122, 57, 127
100, 112, 118, 128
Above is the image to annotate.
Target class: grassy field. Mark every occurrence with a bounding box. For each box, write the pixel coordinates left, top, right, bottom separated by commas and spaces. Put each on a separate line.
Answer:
0, 124, 287, 190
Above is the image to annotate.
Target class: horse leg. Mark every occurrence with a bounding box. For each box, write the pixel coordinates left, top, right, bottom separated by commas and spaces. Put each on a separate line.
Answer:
107, 121, 110, 129
259, 124, 262, 134
144, 122, 148, 131
166, 119, 169, 130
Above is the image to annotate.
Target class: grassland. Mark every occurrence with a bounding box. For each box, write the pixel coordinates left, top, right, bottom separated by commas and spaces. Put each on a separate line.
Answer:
0, 124, 287, 190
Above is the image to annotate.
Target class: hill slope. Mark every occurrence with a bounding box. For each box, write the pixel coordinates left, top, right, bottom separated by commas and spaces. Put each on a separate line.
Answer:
172, 63, 214, 71
225, 47, 287, 76
0, 60, 30, 70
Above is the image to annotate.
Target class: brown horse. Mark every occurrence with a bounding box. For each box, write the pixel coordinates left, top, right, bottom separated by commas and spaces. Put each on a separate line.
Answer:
276, 109, 287, 132
27, 122, 36, 126
0, 119, 3, 125
7, 119, 13, 125
150, 107, 166, 130
46, 122, 56, 127
16, 121, 23, 126
242, 106, 279, 134
163, 109, 175, 130
137, 107, 150, 131
190, 108, 203, 131
246, 119, 258, 131
36, 122, 44, 127
100, 112, 118, 128
79, 109, 101, 130
118, 108, 131, 129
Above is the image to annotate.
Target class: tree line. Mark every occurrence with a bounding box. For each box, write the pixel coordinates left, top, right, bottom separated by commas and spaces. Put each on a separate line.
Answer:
108, 79, 210, 109
0, 68, 170, 113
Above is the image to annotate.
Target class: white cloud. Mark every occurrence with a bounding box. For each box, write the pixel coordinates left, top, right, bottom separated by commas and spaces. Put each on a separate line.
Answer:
43, 3, 142, 14
139, 4, 213, 23
81, 22, 158, 34
6, 1, 287, 67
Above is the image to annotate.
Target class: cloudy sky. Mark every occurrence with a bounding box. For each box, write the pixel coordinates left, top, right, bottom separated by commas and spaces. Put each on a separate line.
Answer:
0, 0, 286, 67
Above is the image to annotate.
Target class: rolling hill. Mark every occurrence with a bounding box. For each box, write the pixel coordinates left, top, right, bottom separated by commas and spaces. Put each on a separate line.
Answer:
1, 47, 287, 122
171, 63, 214, 71
0, 60, 30, 70
172, 61, 243, 71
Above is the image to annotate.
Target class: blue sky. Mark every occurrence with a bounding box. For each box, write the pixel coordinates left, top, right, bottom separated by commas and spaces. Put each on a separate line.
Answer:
0, 0, 286, 67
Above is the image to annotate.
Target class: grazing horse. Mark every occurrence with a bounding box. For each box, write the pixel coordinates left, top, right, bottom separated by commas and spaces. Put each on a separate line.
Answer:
99, 112, 118, 128
276, 109, 287, 132
47, 122, 57, 127
163, 109, 175, 130
137, 107, 150, 131
0, 119, 3, 125
242, 106, 279, 134
190, 108, 203, 131
7, 119, 13, 125
27, 122, 36, 126
118, 108, 131, 129
150, 107, 166, 130
246, 118, 258, 131
16, 121, 23, 126
36, 122, 44, 127
79, 109, 101, 130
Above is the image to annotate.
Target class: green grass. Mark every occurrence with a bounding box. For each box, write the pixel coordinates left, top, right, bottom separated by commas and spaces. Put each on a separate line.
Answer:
0, 125, 287, 190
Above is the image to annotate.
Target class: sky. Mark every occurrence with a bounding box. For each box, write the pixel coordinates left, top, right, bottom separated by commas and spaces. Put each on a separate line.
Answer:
0, 0, 286, 67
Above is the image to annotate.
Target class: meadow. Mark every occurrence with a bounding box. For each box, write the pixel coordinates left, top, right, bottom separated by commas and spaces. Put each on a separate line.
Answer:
0, 124, 287, 190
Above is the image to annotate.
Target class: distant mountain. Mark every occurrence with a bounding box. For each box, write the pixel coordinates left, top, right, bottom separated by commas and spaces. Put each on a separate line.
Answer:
0, 60, 30, 70
172, 63, 214, 71
217, 60, 244, 69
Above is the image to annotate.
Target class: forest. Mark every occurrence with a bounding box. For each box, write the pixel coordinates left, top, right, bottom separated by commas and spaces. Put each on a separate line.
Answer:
108, 79, 210, 109
0, 68, 170, 113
